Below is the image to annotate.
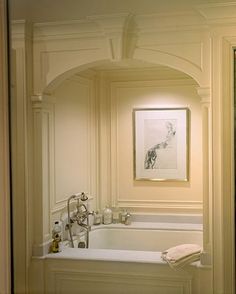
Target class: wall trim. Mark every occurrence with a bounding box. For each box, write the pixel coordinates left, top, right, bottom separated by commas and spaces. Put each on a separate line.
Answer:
118, 199, 203, 211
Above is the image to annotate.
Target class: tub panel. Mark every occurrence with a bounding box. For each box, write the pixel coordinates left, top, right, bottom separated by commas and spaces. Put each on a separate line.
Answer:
44, 259, 193, 294
43, 225, 207, 294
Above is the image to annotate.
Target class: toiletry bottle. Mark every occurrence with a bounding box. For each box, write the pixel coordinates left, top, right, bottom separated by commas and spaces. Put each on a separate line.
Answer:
52, 221, 62, 239
120, 209, 127, 224
93, 211, 102, 225
112, 207, 120, 224
51, 221, 62, 253
103, 206, 112, 225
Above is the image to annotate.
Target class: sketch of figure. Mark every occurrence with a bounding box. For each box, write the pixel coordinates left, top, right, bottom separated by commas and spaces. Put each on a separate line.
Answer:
144, 121, 176, 169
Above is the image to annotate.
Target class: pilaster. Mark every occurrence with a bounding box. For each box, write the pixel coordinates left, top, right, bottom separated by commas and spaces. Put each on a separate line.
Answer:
31, 94, 55, 256
196, 86, 212, 266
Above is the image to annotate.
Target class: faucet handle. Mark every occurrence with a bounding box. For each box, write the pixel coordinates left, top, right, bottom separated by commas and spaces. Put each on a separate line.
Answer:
80, 192, 88, 201
125, 212, 131, 225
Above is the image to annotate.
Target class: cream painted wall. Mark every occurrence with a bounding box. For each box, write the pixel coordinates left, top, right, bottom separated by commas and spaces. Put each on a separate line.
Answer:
52, 71, 202, 215
54, 79, 90, 199
109, 80, 202, 213
52, 76, 97, 215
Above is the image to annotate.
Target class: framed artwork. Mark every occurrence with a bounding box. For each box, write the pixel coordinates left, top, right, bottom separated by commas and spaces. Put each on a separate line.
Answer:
133, 108, 189, 181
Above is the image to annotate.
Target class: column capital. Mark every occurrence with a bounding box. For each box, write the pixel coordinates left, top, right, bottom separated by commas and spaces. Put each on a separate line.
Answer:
196, 86, 211, 104
31, 94, 56, 109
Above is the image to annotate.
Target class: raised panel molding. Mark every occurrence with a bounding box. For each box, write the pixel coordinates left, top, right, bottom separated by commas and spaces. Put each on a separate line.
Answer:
51, 76, 98, 214
33, 20, 101, 41
51, 272, 190, 294
32, 106, 50, 248
45, 263, 192, 294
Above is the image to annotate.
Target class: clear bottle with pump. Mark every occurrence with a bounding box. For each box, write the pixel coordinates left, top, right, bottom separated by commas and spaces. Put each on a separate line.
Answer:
103, 206, 112, 225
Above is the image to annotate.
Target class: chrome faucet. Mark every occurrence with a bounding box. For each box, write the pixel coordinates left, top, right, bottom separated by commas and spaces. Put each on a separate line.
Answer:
67, 192, 94, 248
125, 212, 131, 225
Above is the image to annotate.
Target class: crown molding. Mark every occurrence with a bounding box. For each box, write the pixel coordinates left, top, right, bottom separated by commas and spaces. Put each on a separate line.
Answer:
196, 2, 236, 25
11, 20, 32, 43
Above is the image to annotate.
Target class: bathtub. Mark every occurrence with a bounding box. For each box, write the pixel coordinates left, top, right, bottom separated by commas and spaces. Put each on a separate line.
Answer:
43, 217, 207, 294
52, 221, 202, 263
89, 223, 203, 252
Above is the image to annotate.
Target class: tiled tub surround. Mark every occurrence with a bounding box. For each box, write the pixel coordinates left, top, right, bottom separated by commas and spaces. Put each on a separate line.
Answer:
41, 214, 208, 294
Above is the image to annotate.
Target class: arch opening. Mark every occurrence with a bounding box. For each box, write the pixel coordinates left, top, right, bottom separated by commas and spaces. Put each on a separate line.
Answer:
42, 58, 200, 96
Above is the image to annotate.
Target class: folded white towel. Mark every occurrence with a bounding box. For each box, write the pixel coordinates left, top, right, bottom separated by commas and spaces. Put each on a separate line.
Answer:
161, 244, 202, 269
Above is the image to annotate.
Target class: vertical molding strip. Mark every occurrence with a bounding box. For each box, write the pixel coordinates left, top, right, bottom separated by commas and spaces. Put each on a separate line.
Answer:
197, 86, 212, 266
0, 0, 11, 292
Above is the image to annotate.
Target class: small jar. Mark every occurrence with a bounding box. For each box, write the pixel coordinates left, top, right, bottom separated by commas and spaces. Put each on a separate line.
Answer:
93, 211, 102, 225
120, 209, 127, 224
112, 207, 120, 224
103, 206, 112, 225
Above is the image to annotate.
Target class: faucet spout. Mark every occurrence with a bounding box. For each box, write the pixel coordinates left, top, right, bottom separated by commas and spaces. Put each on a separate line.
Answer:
66, 192, 94, 248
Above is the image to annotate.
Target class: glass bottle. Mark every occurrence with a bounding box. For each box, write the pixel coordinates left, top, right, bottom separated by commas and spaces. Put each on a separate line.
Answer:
103, 206, 112, 225
112, 207, 120, 224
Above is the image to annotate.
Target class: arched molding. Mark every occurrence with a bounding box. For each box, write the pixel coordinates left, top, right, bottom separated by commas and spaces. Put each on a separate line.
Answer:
133, 48, 205, 87
41, 59, 108, 95
40, 56, 202, 97
32, 12, 210, 95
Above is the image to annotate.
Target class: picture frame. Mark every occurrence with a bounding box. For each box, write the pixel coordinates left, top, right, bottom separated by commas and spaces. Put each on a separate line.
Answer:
133, 108, 189, 181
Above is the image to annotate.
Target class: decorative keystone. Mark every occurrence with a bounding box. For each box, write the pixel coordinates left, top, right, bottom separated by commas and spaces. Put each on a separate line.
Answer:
88, 13, 136, 61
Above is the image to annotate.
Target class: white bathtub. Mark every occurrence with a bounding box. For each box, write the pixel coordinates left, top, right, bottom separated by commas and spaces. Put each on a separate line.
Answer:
44, 218, 207, 294
54, 220, 203, 264
89, 224, 203, 252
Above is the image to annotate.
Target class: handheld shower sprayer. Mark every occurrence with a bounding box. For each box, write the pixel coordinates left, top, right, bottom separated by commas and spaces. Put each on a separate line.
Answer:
67, 192, 93, 248
67, 193, 83, 248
